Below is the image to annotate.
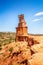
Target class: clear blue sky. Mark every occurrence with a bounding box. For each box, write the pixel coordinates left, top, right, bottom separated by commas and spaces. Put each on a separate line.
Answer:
0, 0, 43, 34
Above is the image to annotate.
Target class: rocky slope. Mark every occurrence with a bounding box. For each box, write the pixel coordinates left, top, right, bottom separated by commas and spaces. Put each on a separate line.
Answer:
0, 41, 31, 65
0, 32, 43, 65
0, 41, 43, 65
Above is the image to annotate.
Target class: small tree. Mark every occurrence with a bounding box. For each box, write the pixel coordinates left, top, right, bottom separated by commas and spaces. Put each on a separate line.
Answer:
9, 47, 13, 53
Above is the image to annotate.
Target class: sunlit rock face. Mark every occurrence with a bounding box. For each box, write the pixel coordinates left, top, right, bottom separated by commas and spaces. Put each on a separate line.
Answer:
11, 41, 31, 63
0, 42, 31, 65
16, 14, 28, 42
31, 43, 43, 53
15, 14, 39, 47
0, 41, 43, 65
27, 42, 43, 65
28, 53, 43, 65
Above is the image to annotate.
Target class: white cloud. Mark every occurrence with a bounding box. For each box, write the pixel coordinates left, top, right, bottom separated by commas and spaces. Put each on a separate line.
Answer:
32, 18, 43, 22
33, 12, 43, 22
34, 12, 43, 16
32, 19, 40, 22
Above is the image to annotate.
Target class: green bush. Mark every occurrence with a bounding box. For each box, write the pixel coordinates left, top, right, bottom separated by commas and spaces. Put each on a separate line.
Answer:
0, 47, 2, 50
9, 47, 13, 53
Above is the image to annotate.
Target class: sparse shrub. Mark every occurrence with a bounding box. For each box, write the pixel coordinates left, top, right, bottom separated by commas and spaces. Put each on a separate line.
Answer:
0, 32, 16, 46
0, 47, 2, 50
9, 47, 13, 53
